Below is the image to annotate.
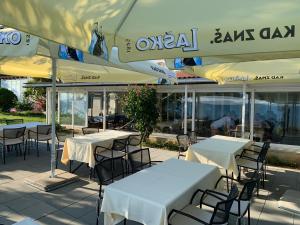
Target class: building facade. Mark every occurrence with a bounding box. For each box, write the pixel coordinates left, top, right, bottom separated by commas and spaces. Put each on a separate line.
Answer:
35, 80, 300, 149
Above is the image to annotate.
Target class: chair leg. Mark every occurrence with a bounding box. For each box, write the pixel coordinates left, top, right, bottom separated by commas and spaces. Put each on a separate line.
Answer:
238, 217, 241, 225
23, 142, 26, 160
47, 141, 50, 151
56, 148, 59, 169
96, 198, 100, 225
3, 146, 6, 164
36, 140, 39, 157
248, 207, 251, 225
69, 160, 72, 172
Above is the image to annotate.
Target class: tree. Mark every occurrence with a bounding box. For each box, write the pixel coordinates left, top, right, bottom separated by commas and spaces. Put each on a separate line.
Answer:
0, 88, 18, 111
122, 86, 159, 138
23, 78, 48, 112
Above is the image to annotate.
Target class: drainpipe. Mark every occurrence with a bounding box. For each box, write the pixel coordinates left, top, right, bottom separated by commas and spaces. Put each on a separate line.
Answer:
184, 85, 188, 134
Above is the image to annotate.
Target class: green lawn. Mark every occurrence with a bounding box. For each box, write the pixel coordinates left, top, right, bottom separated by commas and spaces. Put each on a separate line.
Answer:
0, 112, 46, 125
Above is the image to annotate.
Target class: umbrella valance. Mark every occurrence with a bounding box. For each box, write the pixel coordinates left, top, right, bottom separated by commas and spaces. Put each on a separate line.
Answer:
1, 0, 300, 63
190, 58, 300, 84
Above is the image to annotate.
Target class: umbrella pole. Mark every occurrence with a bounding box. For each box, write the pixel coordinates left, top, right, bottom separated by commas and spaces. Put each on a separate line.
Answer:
241, 82, 246, 138
50, 58, 57, 178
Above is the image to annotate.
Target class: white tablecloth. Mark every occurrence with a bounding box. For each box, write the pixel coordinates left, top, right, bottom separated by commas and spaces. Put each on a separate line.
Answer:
186, 135, 251, 177
61, 130, 134, 168
101, 159, 220, 225
0, 122, 44, 137
0, 122, 44, 131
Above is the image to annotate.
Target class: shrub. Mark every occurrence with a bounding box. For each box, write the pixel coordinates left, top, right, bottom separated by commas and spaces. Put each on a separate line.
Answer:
16, 100, 33, 111
122, 86, 159, 137
0, 88, 18, 112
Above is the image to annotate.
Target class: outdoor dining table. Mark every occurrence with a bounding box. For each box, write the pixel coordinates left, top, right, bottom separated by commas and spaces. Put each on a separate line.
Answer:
101, 158, 221, 225
61, 130, 135, 169
0, 122, 45, 136
186, 135, 251, 177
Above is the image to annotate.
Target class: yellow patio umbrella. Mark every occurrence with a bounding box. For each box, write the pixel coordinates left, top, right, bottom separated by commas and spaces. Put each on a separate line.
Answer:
190, 58, 300, 84
0, 28, 175, 179
0, 55, 168, 84
1, 0, 300, 63
0, 28, 176, 81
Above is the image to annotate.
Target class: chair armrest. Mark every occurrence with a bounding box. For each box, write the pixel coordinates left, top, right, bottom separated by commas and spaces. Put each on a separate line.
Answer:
215, 175, 239, 189
251, 144, 263, 148
190, 188, 205, 203
238, 155, 258, 162
243, 148, 260, 154
168, 209, 209, 225
206, 189, 228, 198
28, 130, 38, 134
94, 145, 111, 152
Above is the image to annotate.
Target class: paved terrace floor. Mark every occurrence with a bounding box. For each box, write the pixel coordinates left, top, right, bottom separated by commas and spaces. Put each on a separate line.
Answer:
0, 143, 299, 225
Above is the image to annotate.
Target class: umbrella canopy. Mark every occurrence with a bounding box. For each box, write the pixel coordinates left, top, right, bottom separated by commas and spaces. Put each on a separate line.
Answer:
1, 0, 300, 63
190, 58, 300, 84
0, 28, 176, 81
0, 55, 167, 84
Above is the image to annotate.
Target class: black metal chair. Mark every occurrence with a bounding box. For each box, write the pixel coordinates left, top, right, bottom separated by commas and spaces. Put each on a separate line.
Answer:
236, 142, 270, 188
168, 184, 238, 225
82, 127, 100, 135
94, 137, 128, 161
28, 125, 52, 156
94, 157, 126, 225
5, 119, 24, 125
198, 174, 259, 225
56, 128, 74, 168
127, 148, 161, 173
127, 134, 143, 153
242, 141, 270, 160
188, 131, 198, 144
0, 127, 26, 164
176, 134, 190, 159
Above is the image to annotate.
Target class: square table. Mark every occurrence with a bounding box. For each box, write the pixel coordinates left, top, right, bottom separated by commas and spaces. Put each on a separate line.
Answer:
0, 122, 45, 139
0, 122, 44, 132
186, 135, 251, 177
61, 130, 134, 168
101, 158, 221, 225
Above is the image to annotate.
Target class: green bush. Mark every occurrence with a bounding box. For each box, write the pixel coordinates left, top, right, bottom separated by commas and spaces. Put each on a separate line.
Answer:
143, 139, 179, 151
268, 155, 298, 169
122, 86, 159, 137
16, 100, 33, 111
0, 88, 18, 111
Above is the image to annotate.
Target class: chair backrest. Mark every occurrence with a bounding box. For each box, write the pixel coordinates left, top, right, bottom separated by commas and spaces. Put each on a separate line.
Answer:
257, 142, 270, 162
82, 127, 99, 135
211, 184, 238, 224
128, 148, 151, 172
239, 173, 259, 201
56, 129, 74, 142
5, 119, 24, 125
37, 125, 52, 135
176, 134, 190, 150
188, 131, 197, 144
112, 137, 128, 151
3, 127, 26, 139
94, 157, 125, 185
128, 134, 143, 147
